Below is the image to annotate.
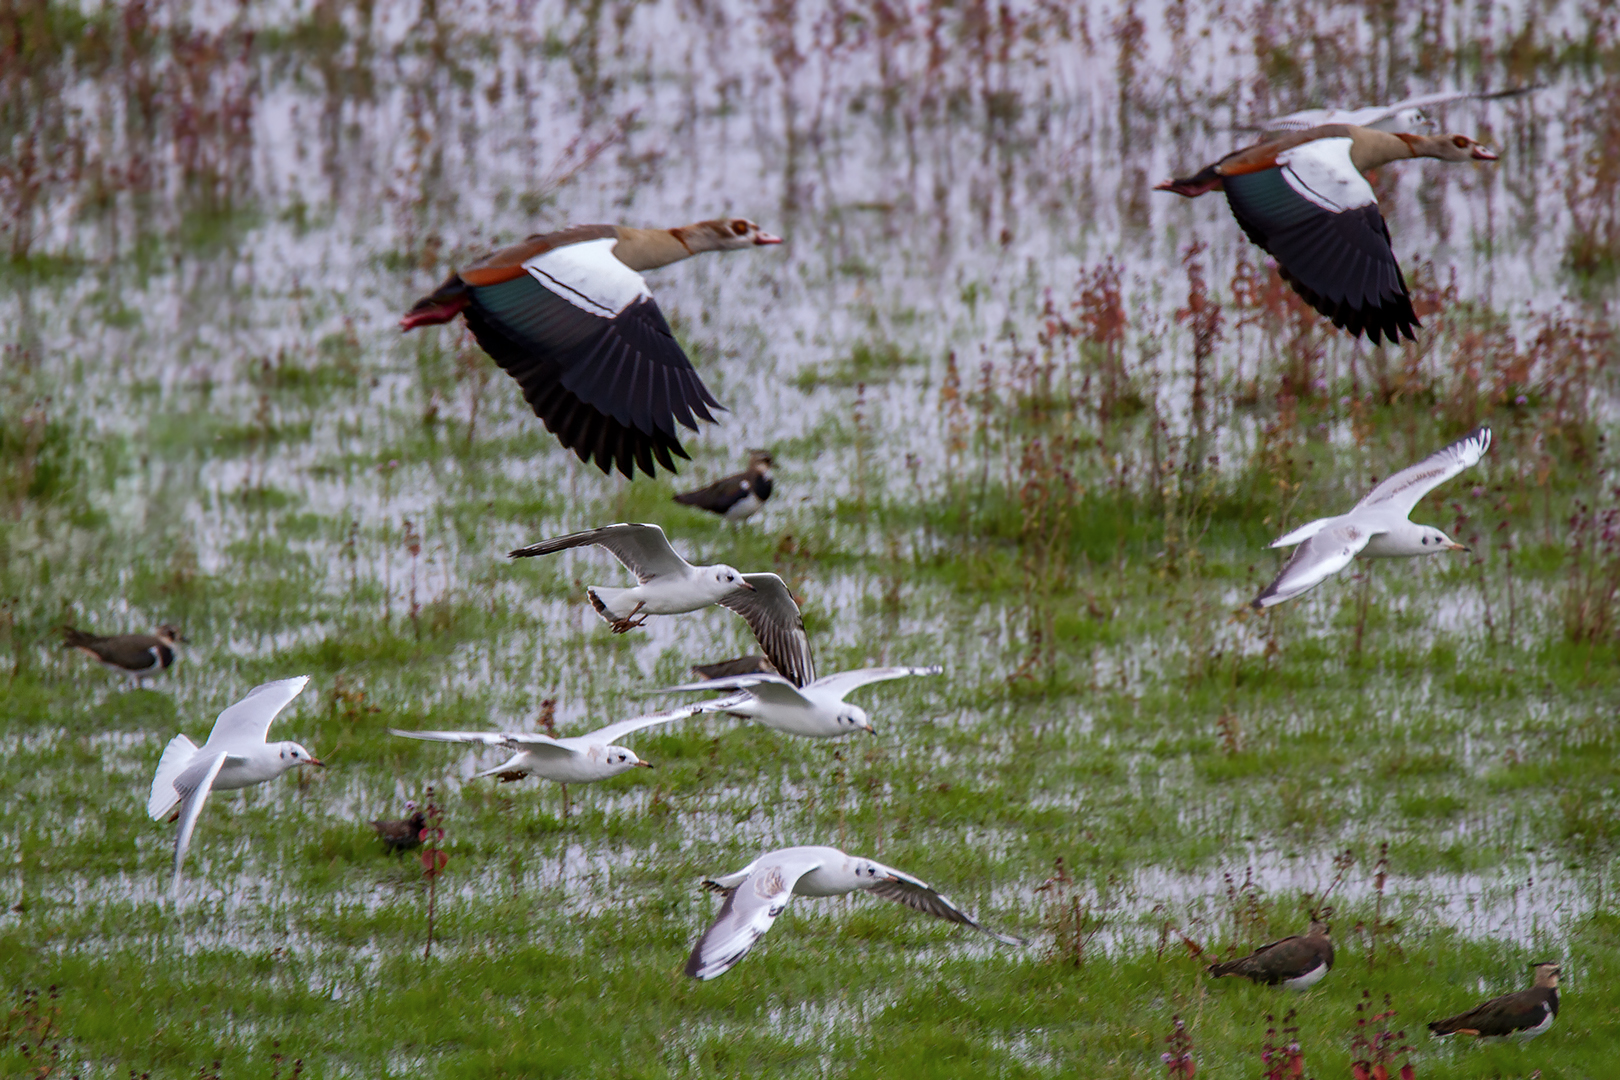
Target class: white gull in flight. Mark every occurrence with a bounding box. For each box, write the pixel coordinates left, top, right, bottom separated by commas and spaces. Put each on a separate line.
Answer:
1253, 426, 1490, 609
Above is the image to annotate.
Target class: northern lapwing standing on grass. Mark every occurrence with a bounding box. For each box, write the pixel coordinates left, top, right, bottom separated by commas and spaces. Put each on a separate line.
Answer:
370, 806, 427, 853
674, 450, 775, 521
1429, 963, 1560, 1040
401, 219, 782, 479
63, 624, 185, 685
1157, 127, 1498, 344
1207, 920, 1334, 990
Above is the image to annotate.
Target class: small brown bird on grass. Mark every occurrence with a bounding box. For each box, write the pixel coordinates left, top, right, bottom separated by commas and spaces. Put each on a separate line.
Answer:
370, 805, 427, 853
63, 624, 185, 685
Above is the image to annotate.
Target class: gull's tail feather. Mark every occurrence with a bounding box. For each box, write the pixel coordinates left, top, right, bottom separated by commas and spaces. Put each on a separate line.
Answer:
148, 734, 197, 820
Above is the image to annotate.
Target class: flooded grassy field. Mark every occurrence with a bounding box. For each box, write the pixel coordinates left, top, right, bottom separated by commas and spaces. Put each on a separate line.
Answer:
4, 0, 1620, 1076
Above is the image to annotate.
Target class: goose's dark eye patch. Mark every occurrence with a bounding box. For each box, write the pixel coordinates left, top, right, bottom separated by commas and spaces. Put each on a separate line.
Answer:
731, 219, 749, 235
1453, 136, 1468, 148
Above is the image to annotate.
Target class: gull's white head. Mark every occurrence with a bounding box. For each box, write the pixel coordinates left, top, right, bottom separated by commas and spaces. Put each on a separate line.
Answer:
839, 705, 874, 735
1418, 527, 1469, 554
605, 745, 655, 773
853, 858, 897, 885
276, 741, 324, 771
711, 565, 755, 593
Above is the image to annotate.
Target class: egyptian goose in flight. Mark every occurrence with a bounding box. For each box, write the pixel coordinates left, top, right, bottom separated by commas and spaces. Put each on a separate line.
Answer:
1250, 86, 1539, 135
673, 449, 775, 520
1429, 963, 1561, 1040
1157, 126, 1498, 344
402, 219, 782, 478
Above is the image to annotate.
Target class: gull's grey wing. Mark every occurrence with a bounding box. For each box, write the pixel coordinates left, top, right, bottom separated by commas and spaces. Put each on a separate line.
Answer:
810, 665, 943, 702
866, 861, 1026, 946
389, 728, 511, 746
507, 523, 689, 582
584, 703, 703, 746
1353, 426, 1491, 518
718, 574, 815, 688
685, 851, 823, 980
170, 751, 229, 889
390, 728, 575, 758
1251, 524, 1376, 609
658, 673, 814, 709
203, 676, 310, 750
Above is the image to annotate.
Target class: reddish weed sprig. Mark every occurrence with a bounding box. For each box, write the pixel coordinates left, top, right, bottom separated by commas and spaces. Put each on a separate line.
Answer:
420, 787, 448, 959
1349, 992, 1415, 1080
1161, 1015, 1196, 1078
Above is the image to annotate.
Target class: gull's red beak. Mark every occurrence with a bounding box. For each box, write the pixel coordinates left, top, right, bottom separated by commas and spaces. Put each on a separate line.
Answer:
635, 760, 655, 769
753, 231, 783, 245
306, 757, 326, 768
1446, 541, 1470, 552
737, 580, 757, 591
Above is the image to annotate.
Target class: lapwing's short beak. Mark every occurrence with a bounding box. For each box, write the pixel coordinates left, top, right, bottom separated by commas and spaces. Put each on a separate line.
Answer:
754, 231, 783, 245
1472, 145, 1499, 161
1446, 541, 1470, 552
635, 760, 655, 769
738, 580, 757, 591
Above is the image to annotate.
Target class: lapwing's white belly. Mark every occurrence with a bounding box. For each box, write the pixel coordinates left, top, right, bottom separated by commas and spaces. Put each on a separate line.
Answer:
723, 493, 764, 521
1509, 1008, 1555, 1040
1282, 961, 1329, 991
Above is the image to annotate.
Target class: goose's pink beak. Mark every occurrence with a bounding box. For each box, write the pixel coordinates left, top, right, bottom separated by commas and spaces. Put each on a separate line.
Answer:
753, 231, 783, 245
1472, 146, 1499, 161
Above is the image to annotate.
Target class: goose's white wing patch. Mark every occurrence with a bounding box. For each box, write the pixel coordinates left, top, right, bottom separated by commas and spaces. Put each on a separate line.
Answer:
523, 237, 650, 319
1276, 138, 1377, 213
